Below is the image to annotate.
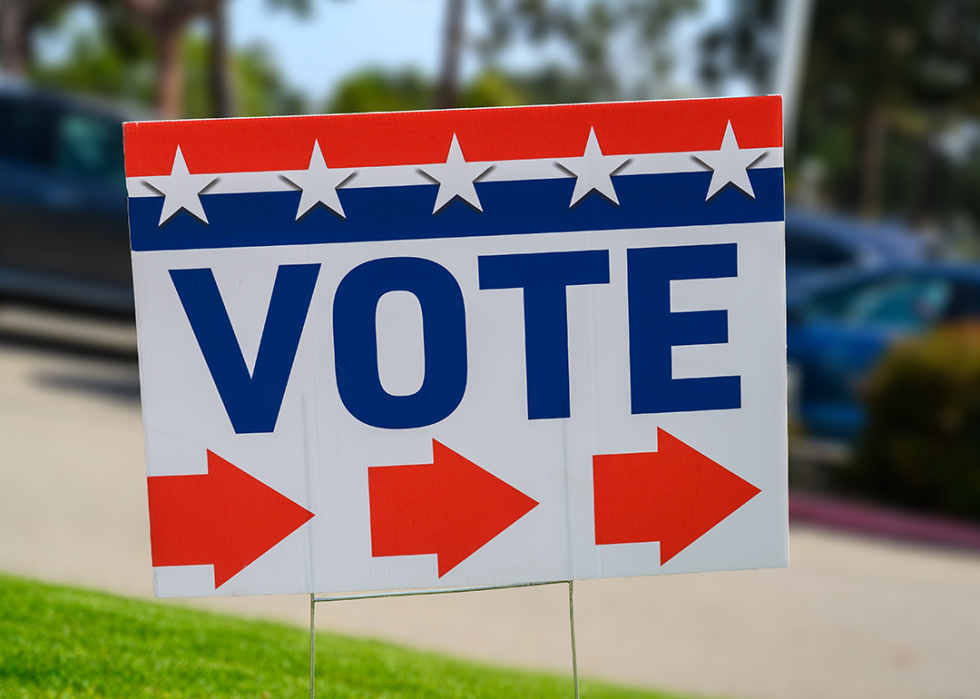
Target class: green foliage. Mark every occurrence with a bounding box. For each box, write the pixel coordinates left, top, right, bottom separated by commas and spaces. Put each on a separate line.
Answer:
698, 0, 779, 91
459, 70, 528, 108
233, 44, 307, 117
504, 67, 597, 105
795, 0, 980, 215
701, 0, 980, 114
700, 0, 980, 231
29, 22, 304, 118
477, 0, 700, 101
847, 323, 980, 520
28, 31, 156, 107
326, 69, 435, 113
325, 67, 602, 114
181, 36, 306, 118
0, 573, 687, 699
325, 68, 531, 113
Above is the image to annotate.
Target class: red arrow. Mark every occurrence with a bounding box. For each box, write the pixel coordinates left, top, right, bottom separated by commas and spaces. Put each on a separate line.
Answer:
369, 440, 539, 577
593, 428, 761, 564
147, 450, 314, 588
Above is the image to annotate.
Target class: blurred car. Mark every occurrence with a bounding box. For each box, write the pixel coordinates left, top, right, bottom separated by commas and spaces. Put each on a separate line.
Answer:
0, 81, 134, 317
785, 209, 939, 294
787, 262, 980, 442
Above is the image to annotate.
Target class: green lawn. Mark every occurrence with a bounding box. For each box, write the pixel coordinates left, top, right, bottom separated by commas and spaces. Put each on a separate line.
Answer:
0, 573, 699, 699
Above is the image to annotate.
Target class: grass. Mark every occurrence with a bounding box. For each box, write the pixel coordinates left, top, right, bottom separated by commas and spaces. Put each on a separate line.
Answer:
0, 573, 697, 699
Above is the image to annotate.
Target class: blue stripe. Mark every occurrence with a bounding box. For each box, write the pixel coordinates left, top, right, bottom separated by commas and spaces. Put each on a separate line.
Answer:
129, 169, 784, 252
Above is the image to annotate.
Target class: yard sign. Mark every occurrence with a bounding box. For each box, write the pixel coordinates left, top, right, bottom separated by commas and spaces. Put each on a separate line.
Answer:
124, 96, 788, 599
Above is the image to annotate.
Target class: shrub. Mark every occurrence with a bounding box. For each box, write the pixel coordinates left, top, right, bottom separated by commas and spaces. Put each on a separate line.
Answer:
846, 322, 980, 520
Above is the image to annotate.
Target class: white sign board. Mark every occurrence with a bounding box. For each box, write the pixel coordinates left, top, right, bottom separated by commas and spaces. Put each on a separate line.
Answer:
125, 97, 788, 598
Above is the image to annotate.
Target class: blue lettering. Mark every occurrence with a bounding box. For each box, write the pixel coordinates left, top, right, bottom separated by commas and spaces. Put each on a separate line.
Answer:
479, 250, 610, 419
170, 264, 321, 434
333, 257, 467, 429
628, 243, 740, 414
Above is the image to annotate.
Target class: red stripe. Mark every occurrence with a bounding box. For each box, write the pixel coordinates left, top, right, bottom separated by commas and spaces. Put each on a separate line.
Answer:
124, 96, 782, 177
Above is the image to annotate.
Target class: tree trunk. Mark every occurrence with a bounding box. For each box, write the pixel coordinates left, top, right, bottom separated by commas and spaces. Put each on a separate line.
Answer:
126, 0, 207, 119
858, 107, 887, 217
437, 0, 464, 109
208, 0, 234, 118
0, 0, 27, 76
909, 123, 939, 228
154, 17, 184, 119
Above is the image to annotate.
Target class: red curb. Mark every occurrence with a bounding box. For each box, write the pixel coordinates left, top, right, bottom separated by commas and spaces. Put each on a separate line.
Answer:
788, 492, 980, 553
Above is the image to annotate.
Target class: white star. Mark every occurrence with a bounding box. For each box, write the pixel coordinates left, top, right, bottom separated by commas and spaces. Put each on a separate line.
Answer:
420, 134, 491, 214
142, 146, 216, 226
696, 121, 760, 201
557, 128, 628, 207
282, 140, 353, 220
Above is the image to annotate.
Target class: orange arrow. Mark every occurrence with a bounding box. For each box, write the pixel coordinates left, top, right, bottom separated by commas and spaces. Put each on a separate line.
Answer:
147, 450, 314, 588
369, 440, 539, 577
593, 428, 760, 564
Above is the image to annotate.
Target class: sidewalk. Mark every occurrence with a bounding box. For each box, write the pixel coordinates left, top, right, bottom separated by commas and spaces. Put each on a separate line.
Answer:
1, 311, 979, 699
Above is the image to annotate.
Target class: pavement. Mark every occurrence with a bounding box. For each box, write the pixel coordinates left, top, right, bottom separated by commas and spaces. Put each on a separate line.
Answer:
2, 304, 980, 699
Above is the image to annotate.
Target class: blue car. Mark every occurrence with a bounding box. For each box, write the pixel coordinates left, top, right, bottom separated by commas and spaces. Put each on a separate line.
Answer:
785, 209, 939, 295
0, 81, 134, 317
787, 262, 980, 441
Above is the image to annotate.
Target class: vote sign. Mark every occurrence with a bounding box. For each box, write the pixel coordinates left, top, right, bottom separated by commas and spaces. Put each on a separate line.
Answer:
125, 97, 788, 599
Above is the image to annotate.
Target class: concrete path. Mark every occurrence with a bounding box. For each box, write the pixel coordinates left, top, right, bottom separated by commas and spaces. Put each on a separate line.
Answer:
2, 306, 979, 699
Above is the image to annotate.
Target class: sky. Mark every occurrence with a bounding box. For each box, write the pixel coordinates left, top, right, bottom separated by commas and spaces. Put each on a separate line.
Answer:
230, 0, 451, 105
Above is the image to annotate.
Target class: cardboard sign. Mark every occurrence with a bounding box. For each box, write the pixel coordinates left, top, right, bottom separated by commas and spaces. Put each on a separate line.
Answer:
125, 97, 788, 598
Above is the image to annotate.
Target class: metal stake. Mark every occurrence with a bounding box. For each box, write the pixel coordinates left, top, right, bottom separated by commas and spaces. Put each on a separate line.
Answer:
568, 581, 580, 699
307, 580, 580, 698
309, 593, 316, 699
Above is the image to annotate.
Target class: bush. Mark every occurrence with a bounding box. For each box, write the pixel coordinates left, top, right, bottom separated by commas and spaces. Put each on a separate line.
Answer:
846, 323, 980, 520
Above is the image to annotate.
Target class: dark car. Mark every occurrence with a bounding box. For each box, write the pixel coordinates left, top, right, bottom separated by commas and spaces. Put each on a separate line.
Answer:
785, 209, 938, 294
0, 81, 134, 317
787, 262, 980, 442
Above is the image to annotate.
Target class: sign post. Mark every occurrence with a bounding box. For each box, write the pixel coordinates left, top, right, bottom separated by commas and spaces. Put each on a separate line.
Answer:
125, 96, 788, 692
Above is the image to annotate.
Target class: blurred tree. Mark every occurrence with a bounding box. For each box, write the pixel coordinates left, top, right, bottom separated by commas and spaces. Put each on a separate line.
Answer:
384, 0, 636, 112
700, 0, 980, 223
434, 0, 612, 109
202, 0, 338, 117
120, 0, 212, 118
458, 68, 526, 107
30, 23, 304, 117
698, 0, 780, 93
326, 65, 622, 115
231, 41, 305, 116
206, 0, 231, 116
437, 0, 464, 108
182, 33, 306, 116
0, 0, 68, 75
327, 69, 435, 113
503, 66, 595, 104
133, 0, 317, 118
1, 0, 330, 118
28, 29, 155, 103
476, 0, 699, 101
803, 0, 980, 218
